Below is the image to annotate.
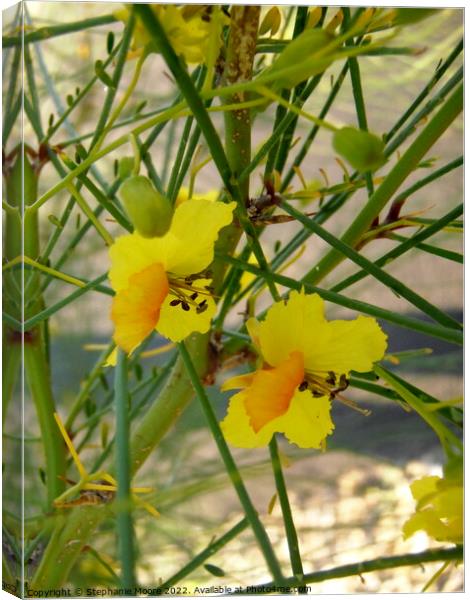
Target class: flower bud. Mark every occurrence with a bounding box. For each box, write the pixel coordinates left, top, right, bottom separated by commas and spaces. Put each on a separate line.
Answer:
332, 127, 386, 173
119, 175, 173, 238
118, 156, 136, 181
266, 29, 335, 89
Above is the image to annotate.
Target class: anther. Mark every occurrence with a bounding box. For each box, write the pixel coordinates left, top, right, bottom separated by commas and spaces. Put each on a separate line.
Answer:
181, 302, 190, 312
190, 292, 198, 301
196, 299, 208, 314
298, 380, 309, 392
326, 371, 336, 385
170, 299, 181, 307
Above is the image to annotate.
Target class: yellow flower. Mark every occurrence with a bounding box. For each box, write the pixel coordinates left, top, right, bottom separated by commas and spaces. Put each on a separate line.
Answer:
220, 290, 387, 449
403, 468, 463, 545
109, 198, 235, 352
116, 4, 227, 64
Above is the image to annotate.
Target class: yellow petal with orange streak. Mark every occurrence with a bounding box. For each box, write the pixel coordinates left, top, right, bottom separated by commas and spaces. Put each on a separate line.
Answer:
221, 387, 334, 450
243, 351, 305, 433
111, 263, 169, 354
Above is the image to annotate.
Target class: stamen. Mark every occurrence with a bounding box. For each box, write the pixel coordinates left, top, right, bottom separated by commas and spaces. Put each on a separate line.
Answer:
335, 392, 371, 416
302, 371, 369, 415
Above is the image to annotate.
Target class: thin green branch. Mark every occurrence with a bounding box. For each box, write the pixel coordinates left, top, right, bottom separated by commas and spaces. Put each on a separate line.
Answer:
178, 341, 284, 585
217, 254, 463, 346
375, 365, 462, 454
269, 437, 304, 582
43, 41, 122, 143
133, 4, 236, 199
307, 82, 463, 284
161, 518, 249, 588
343, 8, 374, 197
281, 201, 461, 330
385, 38, 462, 143
388, 234, 463, 264
114, 350, 136, 588
3, 13, 118, 47
331, 203, 463, 293
240, 546, 462, 592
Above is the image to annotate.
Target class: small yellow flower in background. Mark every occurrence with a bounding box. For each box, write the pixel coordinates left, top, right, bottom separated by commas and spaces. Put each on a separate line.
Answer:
175, 187, 219, 207
403, 464, 463, 545
220, 290, 387, 449
115, 4, 227, 64
109, 199, 235, 353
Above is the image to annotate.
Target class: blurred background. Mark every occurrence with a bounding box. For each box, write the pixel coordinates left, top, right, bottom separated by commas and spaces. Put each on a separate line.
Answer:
3, 3, 463, 592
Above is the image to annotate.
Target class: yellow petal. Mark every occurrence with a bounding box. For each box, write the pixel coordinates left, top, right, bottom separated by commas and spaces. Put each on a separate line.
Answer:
109, 233, 168, 292
256, 290, 326, 366
175, 187, 219, 206
221, 388, 334, 449
246, 317, 262, 352
303, 316, 388, 374
402, 510, 450, 541
221, 372, 255, 391
243, 352, 305, 433
111, 263, 169, 353
256, 290, 387, 374
410, 475, 440, 503
164, 199, 236, 276
220, 391, 279, 448
156, 280, 216, 342
276, 389, 334, 449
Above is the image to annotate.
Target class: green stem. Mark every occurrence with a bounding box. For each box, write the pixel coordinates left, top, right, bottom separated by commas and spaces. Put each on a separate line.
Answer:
161, 518, 249, 588
331, 203, 463, 293
95, 51, 146, 152
129, 334, 209, 475
375, 365, 462, 454
30, 508, 103, 590
384, 38, 462, 143
178, 341, 284, 585
24, 338, 66, 506
281, 201, 461, 330
343, 8, 374, 197
43, 41, 122, 143
269, 437, 304, 582
306, 83, 463, 284
242, 546, 462, 592
218, 254, 462, 346
2, 337, 21, 424
2, 13, 118, 47
133, 4, 236, 199
114, 349, 136, 588
66, 182, 113, 245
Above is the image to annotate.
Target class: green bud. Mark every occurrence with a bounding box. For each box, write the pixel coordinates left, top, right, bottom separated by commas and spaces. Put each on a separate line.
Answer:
266, 29, 335, 89
118, 156, 137, 181
332, 127, 386, 173
203, 564, 226, 577
119, 175, 173, 238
